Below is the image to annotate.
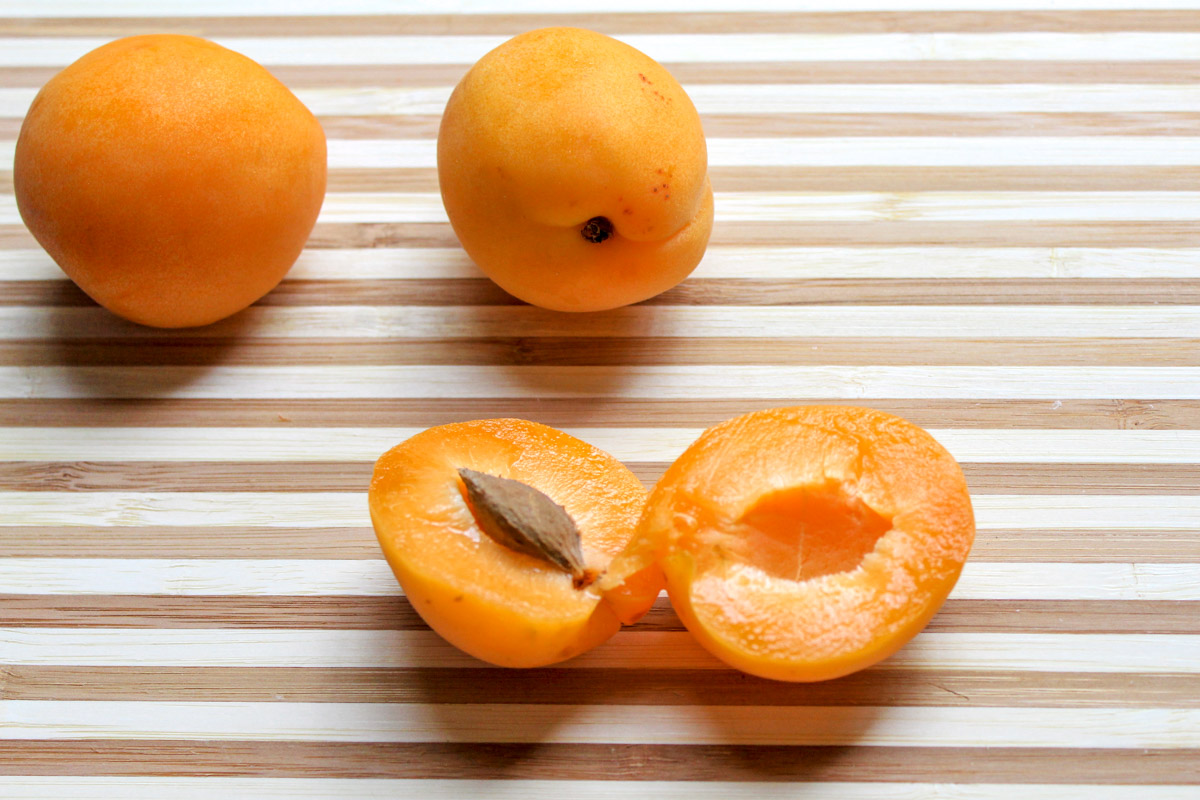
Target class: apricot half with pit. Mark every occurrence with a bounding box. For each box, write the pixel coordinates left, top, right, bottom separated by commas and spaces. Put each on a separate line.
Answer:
622, 406, 975, 682
368, 419, 664, 667
437, 27, 713, 311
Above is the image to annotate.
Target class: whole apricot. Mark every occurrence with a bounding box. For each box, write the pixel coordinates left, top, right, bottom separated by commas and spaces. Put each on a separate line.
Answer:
437, 27, 713, 312
14, 35, 326, 328
369, 419, 665, 668
619, 406, 975, 682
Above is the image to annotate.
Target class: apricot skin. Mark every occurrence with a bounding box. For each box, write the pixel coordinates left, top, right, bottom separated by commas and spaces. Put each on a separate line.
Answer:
438, 27, 713, 312
369, 419, 664, 668
629, 406, 975, 682
14, 35, 326, 328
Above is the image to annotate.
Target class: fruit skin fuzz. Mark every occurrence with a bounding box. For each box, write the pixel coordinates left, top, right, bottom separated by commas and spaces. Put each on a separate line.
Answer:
437, 27, 713, 312
368, 419, 664, 668
629, 405, 976, 682
14, 34, 326, 328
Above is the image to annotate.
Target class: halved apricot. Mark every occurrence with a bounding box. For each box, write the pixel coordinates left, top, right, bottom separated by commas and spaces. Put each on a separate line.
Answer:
622, 406, 974, 682
368, 419, 664, 667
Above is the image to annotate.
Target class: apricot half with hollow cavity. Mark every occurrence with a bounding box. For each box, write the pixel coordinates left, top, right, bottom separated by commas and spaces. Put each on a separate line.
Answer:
437, 27, 713, 311
368, 419, 664, 668
620, 406, 975, 682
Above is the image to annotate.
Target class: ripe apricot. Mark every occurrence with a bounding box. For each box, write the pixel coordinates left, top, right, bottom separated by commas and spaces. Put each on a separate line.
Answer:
437, 27, 713, 312
368, 419, 664, 668
14, 35, 326, 328
624, 406, 975, 682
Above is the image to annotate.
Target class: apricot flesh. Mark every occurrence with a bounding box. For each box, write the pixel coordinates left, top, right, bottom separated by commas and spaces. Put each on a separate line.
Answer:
623, 406, 975, 682
368, 419, 664, 668
14, 35, 326, 328
437, 27, 713, 312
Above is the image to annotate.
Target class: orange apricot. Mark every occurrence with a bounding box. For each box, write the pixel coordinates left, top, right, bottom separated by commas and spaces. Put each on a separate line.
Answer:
368, 419, 664, 668
437, 27, 713, 312
622, 406, 975, 682
14, 35, 326, 328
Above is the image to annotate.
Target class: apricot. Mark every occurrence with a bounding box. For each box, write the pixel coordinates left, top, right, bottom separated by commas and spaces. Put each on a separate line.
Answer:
437, 27, 713, 312
14, 35, 326, 328
368, 419, 664, 668
622, 406, 975, 682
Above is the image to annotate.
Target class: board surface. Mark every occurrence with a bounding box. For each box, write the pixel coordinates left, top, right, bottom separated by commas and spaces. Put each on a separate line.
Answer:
1, 2, 1199, 797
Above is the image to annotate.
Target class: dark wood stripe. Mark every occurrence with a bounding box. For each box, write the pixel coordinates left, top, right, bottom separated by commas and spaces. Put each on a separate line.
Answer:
0, 740, 1196, 782
2, 666, 1199, 710
7, 278, 1199, 307
294, 221, 1200, 249
14, 165, 1200, 200
13, 221, 1200, 251
2, 462, 1196, 495
307, 112, 1200, 139
14, 165, 1200, 193
2, 398, 1192, 428
8, 166, 1199, 194
1, 596, 1198, 634
3, 339, 1200, 368
0, 527, 1196, 562
9, 11, 1200, 36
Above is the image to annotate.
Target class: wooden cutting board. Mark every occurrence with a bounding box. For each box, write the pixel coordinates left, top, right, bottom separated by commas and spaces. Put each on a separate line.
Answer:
2, 2, 1199, 797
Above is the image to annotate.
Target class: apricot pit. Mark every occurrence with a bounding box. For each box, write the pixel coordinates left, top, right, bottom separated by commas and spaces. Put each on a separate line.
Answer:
369, 419, 664, 668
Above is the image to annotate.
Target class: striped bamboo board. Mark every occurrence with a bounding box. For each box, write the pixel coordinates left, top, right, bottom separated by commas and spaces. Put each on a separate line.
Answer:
2, 1, 1199, 797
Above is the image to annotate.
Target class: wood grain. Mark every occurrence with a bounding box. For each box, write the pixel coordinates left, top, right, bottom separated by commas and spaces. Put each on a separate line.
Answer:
2, 4, 1198, 792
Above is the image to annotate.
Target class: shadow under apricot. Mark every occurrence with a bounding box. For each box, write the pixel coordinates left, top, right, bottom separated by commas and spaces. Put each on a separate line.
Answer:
41, 298, 261, 398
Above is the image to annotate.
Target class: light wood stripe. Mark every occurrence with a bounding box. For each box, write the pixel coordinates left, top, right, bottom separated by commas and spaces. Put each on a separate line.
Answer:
4, 462, 1198, 494
317, 112, 1200, 138
6, 247, 1200, 282
3, 597, 1199, 635
18, 111, 1200, 139
0, 745, 1197, 786
315, 165, 1200, 191
3, 398, 1193, 429
19, 189, 1200, 222
3, 491, 1200, 531
3, 427, 1198, 464
4, 364, 1197, 399
18, 83, 1200, 119
16, 165, 1200, 191
2, 528, 1196, 562
4, 629, 1198, 672
2, 700, 1199, 748
9, 0, 1200, 16
320, 141, 1200, 168
18, 33, 1200, 68
0, 778, 1194, 800
5, 307, 1195, 341
0, 557, 1195, 598
4, 9, 1200, 36
9, 278, 1200, 308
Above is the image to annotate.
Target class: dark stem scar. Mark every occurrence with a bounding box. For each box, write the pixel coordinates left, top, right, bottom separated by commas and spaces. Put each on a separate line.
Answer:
581, 216, 614, 243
